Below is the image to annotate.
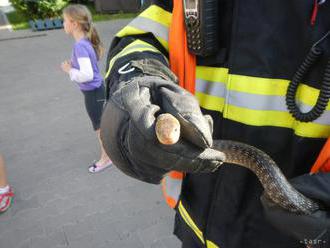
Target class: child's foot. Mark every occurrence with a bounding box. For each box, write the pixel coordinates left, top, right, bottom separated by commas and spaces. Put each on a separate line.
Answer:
0, 187, 14, 213
88, 159, 112, 173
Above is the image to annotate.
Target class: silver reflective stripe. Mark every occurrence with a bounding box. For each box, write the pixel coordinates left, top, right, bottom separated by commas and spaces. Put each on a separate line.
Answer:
196, 79, 330, 125
196, 79, 226, 98
128, 16, 168, 42
165, 176, 182, 201
228, 91, 330, 125
228, 91, 287, 111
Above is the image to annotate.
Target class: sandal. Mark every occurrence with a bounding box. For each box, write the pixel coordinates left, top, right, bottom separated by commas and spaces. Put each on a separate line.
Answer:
88, 160, 112, 173
0, 187, 14, 213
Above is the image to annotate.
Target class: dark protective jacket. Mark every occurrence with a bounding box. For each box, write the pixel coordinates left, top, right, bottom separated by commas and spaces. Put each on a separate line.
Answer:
104, 1, 330, 247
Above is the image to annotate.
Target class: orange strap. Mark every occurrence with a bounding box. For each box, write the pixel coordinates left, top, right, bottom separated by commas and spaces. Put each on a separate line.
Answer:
310, 138, 330, 173
169, 0, 196, 93
161, 173, 183, 208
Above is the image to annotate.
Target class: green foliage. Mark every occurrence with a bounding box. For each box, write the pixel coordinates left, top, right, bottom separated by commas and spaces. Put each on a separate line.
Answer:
6, 10, 30, 30
9, 0, 68, 19
6, 1, 138, 30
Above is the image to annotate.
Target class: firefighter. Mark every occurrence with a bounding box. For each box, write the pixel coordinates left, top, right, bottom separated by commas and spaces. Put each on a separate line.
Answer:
100, 1, 330, 247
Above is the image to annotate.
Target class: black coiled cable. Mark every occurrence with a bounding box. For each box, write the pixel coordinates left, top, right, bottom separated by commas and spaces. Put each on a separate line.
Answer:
286, 46, 330, 122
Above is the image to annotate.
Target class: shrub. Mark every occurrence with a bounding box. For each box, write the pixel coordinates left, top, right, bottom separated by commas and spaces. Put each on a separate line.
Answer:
9, 0, 68, 19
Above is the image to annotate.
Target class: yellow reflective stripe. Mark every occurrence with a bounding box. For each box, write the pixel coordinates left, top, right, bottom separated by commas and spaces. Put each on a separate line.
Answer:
178, 201, 221, 248
197, 77, 329, 117
197, 68, 330, 110
295, 122, 330, 138
197, 95, 330, 138
139, 4, 171, 27
115, 5, 170, 50
116, 26, 146, 38
196, 66, 229, 83
228, 74, 330, 110
206, 240, 219, 248
116, 25, 168, 50
296, 84, 330, 110
196, 92, 225, 113
225, 105, 330, 138
178, 201, 205, 244
228, 74, 287, 95
196, 78, 329, 127
116, 25, 169, 50
195, 67, 330, 138
105, 39, 163, 78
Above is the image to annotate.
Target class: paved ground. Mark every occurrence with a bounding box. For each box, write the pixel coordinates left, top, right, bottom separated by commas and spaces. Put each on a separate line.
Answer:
0, 20, 181, 248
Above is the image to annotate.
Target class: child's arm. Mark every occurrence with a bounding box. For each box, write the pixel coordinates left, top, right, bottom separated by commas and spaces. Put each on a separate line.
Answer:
61, 58, 93, 83
69, 57, 94, 83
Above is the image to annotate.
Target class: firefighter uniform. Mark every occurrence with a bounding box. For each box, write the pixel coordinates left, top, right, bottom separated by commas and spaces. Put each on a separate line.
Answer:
104, 1, 330, 247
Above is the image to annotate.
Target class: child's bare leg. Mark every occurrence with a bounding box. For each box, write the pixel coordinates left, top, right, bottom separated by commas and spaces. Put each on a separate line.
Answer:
0, 154, 13, 212
95, 129, 111, 166
0, 155, 8, 188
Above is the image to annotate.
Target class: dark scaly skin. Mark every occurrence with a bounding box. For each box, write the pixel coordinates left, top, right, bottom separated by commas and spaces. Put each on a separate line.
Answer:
213, 140, 320, 215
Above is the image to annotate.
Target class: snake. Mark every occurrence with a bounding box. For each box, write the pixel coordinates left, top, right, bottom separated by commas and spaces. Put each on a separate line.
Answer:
156, 113, 320, 215
212, 139, 320, 215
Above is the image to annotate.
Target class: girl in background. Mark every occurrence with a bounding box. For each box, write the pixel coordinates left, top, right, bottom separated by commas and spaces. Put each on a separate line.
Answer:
61, 4, 112, 173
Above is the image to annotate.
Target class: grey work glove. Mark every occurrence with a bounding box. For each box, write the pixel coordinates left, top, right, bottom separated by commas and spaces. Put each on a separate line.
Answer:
100, 59, 225, 184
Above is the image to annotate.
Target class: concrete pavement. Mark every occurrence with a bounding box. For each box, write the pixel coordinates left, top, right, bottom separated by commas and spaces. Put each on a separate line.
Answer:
0, 20, 181, 248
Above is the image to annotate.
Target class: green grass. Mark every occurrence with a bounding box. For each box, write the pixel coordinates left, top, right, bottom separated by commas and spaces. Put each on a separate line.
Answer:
91, 12, 137, 22
6, 3, 138, 31
6, 11, 30, 30
87, 3, 138, 22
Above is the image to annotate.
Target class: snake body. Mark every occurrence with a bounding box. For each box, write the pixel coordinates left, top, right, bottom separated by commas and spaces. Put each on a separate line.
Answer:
155, 114, 320, 215
213, 140, 320, 215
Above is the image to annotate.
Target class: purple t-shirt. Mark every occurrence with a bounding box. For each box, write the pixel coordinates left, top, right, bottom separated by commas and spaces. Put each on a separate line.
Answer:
71, 38, 103, 91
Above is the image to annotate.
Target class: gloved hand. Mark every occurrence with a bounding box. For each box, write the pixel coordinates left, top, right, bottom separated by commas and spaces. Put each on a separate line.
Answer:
261, 172, 330, 246
100, 59, 225, 184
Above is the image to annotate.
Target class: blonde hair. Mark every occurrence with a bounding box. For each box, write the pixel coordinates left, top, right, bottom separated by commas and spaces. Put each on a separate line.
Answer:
63, 4, 104, 60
